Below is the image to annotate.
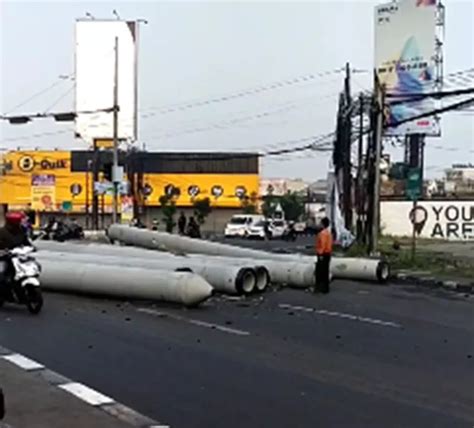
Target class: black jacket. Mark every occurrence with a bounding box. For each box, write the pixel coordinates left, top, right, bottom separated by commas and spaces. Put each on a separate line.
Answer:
0, 224, 30, 250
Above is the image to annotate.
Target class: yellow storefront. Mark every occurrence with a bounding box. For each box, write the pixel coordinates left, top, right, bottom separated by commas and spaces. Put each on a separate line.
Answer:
0, 150, 260, 215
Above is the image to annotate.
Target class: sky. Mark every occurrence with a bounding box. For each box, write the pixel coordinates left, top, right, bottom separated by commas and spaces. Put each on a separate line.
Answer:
1, 0, 473, 181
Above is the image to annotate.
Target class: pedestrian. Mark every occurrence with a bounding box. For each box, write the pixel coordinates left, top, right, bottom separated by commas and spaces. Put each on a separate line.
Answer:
263, 220, 271, 240
25, 203, 36, 229
186, 216, 200, 238
315, 217, 333, 294
178, 212, 187, 235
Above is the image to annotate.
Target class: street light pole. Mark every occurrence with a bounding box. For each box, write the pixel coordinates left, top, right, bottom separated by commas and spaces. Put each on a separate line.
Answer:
112, 36, 119, 224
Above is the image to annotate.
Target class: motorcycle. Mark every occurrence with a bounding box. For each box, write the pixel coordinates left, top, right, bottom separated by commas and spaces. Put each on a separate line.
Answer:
0, 246, 43, 314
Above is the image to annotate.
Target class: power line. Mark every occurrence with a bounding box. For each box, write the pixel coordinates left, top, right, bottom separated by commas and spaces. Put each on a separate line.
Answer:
0, 106, 115, 122
0, 129, 72, 143
139, 68, 354, 119
3, 78, 70, 115
388, 96, 474, 128
43, 84, 76, 113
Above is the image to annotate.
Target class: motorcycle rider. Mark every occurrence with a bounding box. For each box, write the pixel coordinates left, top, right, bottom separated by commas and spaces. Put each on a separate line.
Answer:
0, 211, 30, 250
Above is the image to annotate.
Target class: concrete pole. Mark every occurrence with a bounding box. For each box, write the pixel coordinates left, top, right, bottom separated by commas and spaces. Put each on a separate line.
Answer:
38, 230, 389, 283
38, 259, 213, 306
37, 251, 258, 295
37, 242, 311, 288
371, 79, 385, 255
112, 36, 120, 224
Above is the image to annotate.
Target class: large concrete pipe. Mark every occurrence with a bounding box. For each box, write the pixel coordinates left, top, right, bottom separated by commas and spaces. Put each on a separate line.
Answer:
40, 230, 389, 284
38, 244, 308, 289
37, 251, 257, 295
38, 259, 212, 306
38, 241, 268, 292
107, 225, 388, 283
329, 257, 390, 283
184, 254, 315, 289
107, 224, 287, 260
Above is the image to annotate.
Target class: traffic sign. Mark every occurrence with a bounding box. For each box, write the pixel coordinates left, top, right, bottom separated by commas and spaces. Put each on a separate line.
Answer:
406, 167, 422, 201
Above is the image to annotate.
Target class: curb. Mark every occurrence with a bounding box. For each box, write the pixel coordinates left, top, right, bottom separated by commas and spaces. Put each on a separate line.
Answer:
391, 273, 474, 294
0, 346, 168, 428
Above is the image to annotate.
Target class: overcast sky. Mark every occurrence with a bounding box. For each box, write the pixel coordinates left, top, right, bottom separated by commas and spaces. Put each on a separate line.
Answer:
1, 0, 473, 181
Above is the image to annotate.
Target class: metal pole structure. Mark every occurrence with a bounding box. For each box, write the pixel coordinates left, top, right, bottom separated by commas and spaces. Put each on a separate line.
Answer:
85, 159, 91, 229
112, 36, 119, 224
356, 93, 364, 242
342, 62, 352, 229
411, 199, 417, 261
371, 76, 385, 255
92, 140, 99, 230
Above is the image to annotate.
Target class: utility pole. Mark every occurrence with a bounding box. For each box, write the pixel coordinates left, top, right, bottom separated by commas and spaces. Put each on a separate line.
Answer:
92, 141, 99, 230
356, 93, 364, 242
371, 75, 385, 255
342, 62, 352, 230
112, 36, 119, 224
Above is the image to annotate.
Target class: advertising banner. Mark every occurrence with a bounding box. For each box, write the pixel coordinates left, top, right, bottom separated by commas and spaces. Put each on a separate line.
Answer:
375, 0, 438, 135
381, 201, 474, 240
31, 175, 56, 211
121, 196, 134, 224
75, 20, 137, 144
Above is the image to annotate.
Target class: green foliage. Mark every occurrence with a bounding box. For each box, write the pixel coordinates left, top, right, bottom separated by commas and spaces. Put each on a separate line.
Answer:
241, 192, 259, 214
261, 195, 278, 218
193, 197, 212, 225
280, 192, 305, 222
159, 194, 177, 233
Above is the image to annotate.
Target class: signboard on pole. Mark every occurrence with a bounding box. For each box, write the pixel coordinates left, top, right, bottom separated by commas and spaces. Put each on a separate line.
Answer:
375, 0, 439, 135
75, 20, 138, 144
406, 167, 422, 200
31, 175, 56, 211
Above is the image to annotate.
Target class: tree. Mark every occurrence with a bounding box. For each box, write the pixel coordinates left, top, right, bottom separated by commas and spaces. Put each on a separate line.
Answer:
261, 195, 278, 218
280, 191, 305, 222
193, 197, 212, 225
159, 194, 177, 233
241, 192, 259, 214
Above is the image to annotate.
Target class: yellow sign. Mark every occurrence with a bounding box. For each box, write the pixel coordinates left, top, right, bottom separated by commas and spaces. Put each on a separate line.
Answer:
31, 175, 56, 211
94, 139, 114, 149
0, 150, 260, 211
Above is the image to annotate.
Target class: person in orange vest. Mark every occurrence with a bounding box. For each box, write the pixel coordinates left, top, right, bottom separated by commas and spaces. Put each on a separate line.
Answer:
315, 217, 333, 294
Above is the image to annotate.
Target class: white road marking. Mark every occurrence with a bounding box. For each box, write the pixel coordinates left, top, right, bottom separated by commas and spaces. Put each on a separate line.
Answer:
279, 303, 402, 328
3, 353, 44, 371
137, 308, 250, 336
59, 382, 115, 406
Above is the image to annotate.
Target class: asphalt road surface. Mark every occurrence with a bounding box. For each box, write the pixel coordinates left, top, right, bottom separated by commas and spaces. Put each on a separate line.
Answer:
1, 279, 473, 428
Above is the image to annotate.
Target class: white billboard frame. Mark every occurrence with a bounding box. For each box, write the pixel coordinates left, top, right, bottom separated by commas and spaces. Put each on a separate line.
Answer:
75, 19, 138, 145
374, 0, 443, 136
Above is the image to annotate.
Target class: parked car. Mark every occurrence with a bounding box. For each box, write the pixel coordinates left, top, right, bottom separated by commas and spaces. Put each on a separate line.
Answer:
247, 219, 288, 240
224, 214, 264, 238
269, 219, 287, 239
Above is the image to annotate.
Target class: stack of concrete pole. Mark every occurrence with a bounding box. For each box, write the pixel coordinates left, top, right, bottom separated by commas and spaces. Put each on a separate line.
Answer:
37, 241, 316, 289
38, 258, 213, 307
106, 224, 390, 283
36, 249, 267, 295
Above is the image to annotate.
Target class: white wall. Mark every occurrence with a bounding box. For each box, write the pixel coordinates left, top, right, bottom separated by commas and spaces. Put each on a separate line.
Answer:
381, 201, 474, 241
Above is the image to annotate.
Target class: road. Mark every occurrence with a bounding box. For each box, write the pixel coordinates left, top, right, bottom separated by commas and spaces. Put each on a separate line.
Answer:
1, 279, 473, 427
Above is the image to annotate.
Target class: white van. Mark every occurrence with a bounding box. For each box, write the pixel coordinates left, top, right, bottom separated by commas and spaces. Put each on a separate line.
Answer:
224, 214, 264, 238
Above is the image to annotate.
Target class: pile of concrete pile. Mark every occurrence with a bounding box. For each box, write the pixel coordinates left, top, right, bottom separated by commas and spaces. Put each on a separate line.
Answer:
35, 225, 389, 307
106, 224, 390, 283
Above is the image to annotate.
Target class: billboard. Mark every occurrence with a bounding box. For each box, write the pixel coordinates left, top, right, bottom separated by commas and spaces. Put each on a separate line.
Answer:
375, 0, 439, 135
31, 175, 56, 211
75, 20, 138, 144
